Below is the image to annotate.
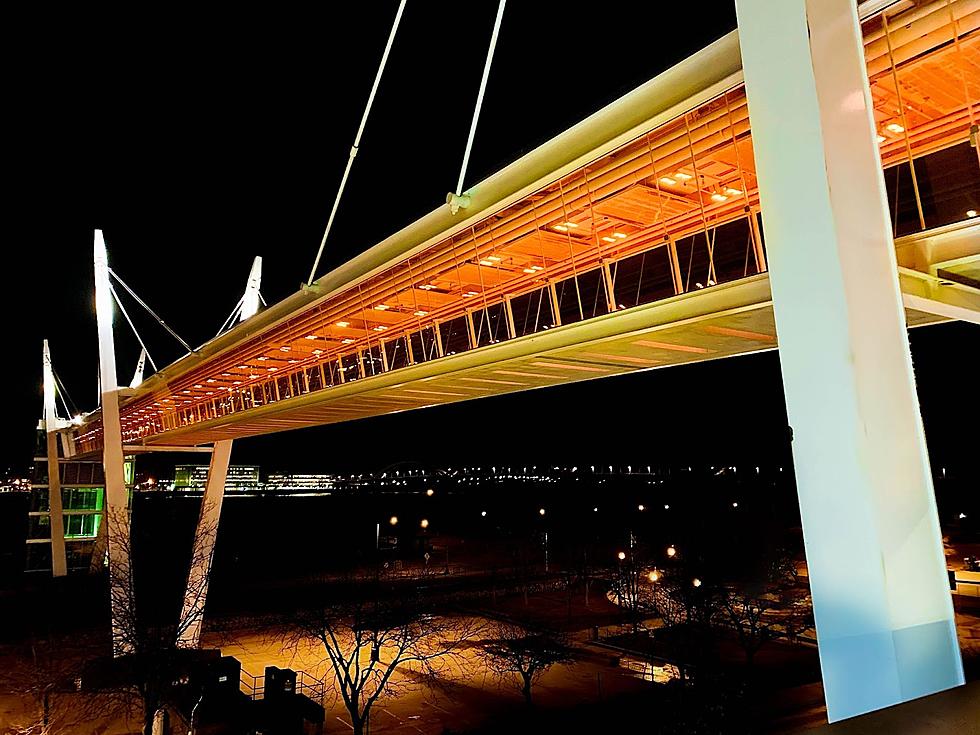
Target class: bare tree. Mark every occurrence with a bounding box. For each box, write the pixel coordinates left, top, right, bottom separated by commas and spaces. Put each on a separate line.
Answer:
478, 621, 573, 706
719, 590, 774, 666
290, 586, 481, 735
82, 505, 221, 735
608, 558, 658, 633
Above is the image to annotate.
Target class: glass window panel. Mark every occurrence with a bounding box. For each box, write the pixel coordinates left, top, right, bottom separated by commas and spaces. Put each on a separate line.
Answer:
675, 231, 713, 292
439, 316, 470, 356
473, 302, 509, 347
510, 287, 554, 337
384, 336, 411, 371
883, 162, 922, 238
710, 217, 756, 284
363, 346, 384, 377
914, 142, 980, 230
610, 245, 675, 309
341, 353, 361, 382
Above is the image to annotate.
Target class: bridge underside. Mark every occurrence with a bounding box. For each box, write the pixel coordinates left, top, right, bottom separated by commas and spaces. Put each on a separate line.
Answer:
136, 264, 976, 447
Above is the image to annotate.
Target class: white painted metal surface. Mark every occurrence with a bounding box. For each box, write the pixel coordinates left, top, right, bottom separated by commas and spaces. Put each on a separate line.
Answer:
736, 0, 964, 721
41, 340, 67, 577
177, 439, 233, 649
94, 230, 135, 656
240, 256, 263, 322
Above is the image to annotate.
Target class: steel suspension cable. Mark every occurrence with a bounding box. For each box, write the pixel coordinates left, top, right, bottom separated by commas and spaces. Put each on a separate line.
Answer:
107, 268, 194, 354
52, 369, 78, 418
453, 0, 507, 199
306, 0, 409, 285
107, 282, 160, 372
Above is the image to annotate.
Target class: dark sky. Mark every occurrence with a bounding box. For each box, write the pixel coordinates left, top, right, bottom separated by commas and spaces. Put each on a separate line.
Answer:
7, 3, 977, 474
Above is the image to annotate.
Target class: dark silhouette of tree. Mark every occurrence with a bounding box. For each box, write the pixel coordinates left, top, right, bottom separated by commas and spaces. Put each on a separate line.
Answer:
478, 622, 573, 706
91, 505, 221, 735
289, 583, 481, 735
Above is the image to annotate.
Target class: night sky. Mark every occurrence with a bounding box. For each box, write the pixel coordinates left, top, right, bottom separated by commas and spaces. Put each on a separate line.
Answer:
7, 3, 977, 475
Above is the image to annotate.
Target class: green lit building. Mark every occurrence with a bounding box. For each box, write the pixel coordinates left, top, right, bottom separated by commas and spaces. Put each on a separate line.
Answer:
26, 429, 134, 573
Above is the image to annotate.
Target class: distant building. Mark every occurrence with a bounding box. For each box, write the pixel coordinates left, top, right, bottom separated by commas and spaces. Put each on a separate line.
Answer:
264, 473, 338, 494
173, 465, 260, 493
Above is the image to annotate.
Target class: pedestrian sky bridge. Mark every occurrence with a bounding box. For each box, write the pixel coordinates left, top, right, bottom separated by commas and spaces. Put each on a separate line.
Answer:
44, 1, 980, 725
71, 1, 980, 454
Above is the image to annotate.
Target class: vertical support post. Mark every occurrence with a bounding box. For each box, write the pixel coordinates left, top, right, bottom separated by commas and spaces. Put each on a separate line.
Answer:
466, 311, 477, 349
736, 0, 963, 721
434, 322, 445, 357
406, 334, 416, 364
667, 238, 683, 295
600, 260, 618, 312
41, 341, 67, 578
177, 439, 233, 649
93, 230, 134, 656
547, 282, 561, 326
748, 208, 768, 273
503, 297, 516, 339
379, 339, 390, 372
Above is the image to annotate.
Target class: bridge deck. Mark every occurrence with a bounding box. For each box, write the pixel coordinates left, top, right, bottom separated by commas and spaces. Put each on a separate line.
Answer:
71, 0, 980, 453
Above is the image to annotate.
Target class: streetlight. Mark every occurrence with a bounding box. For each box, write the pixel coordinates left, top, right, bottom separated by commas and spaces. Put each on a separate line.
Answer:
538, 508, 546, 516
389, 516, 399, 526
648, 570, 659, 582
426, 488, 434, 497
666, 545, 676, 558
420, 519, 429, 529
692, 578, 702, 588
637, 504, 645, 512
663, 504, 670, 510
617, 551, 627, 561
481, 510, 487, 517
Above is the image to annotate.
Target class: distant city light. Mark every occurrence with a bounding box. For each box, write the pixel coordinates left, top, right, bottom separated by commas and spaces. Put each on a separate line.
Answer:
693, 578, 702, 588
638, 504, 645, 511
481, 511, 487, 517
667, 546, 676, 558
960, 513, 968, 519
664, 504, 670, 510
649, 571, 659, 582
389, 516, 398, 526
426, 488, 434, 497
732, 502, 738, 508
618, 551, 627, 561
420, 519, 429, 529
538, 508, 546, 516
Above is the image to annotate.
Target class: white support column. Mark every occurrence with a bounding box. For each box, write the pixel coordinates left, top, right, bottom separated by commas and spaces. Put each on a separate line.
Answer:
41, 341, 67, 578
240, 256, 263, 322
177, 439, 232, 649
94, 230, 134, 656
129, 348, 146, 389
736, 0, 963, 721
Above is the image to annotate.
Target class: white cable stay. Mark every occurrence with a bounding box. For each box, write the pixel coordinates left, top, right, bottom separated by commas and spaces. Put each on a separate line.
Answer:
107, 268, 195, 354
215, 295, 246, 338
51, 368, 76, 420
306, 0, 409, 285
107, 282, 160, 372
449, 0, 507, 215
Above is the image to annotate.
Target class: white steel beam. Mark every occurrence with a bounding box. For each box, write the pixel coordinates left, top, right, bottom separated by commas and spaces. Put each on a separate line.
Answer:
94, 230, 135, 656
240, 256, 263, 322
736, 0, 963, 721
41, 340, 67, 577
177, 439, 232, 649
